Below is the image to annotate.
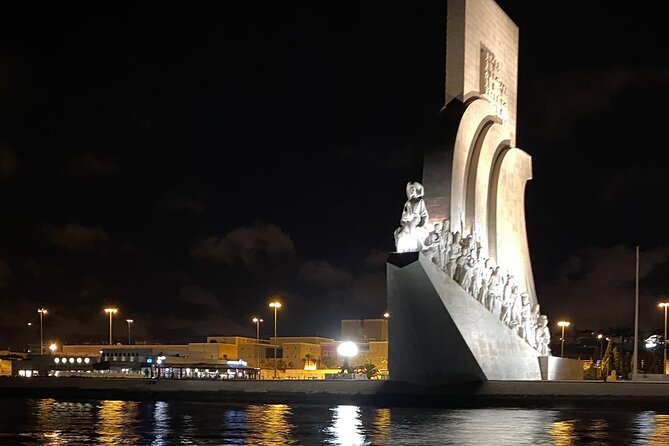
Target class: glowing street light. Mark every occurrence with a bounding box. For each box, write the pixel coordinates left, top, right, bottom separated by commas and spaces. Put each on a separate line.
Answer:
597, 334, 604, 360
252, 317, 263, 370
269, 301, 282, 378
37, 308, 48, 355
659, 303, 669, 374
48, 343, 57, 353
383, 312, 390, 319
557, 321, 571, 358
104, 308, 118, 346
338, 341, 359, 373
126, 319, 134, 345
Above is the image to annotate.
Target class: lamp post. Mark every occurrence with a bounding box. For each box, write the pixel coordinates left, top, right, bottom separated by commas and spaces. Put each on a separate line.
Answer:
659, 303, 669, 374
37, 308, 48, 355
269, 301, 282, 378
557, 321, 571, 358
252, 317, 263, 372
597, 334, 604, 360
126, 319, 134, 345
104, 308, 118, 346
337, 341, 359, 374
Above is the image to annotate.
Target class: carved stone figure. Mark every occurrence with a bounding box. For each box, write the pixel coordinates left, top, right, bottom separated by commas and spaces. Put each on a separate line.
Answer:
394, 182, 429, 253
500, 282, 518, 325
535, 314, 551, 356
459, 256, 475, 292
476, 278, 487, 305
424, 224, 441, 265
439, 219, 453, 270
469, 257, 481, 296
487, 266, 504, 314
518, 293, 532, 345
447, 232, 462, 279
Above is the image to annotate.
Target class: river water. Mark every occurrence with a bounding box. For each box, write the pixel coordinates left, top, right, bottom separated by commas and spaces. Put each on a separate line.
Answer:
1, 398, 668, 445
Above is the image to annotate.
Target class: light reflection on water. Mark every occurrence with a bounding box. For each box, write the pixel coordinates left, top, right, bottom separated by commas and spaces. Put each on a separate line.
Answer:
1, 398, 669, 444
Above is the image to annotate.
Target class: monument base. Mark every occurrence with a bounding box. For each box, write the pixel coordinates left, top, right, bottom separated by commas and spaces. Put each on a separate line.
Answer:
388, 252, 542, 386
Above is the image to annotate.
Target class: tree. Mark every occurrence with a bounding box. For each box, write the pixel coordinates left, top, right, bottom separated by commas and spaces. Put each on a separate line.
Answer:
356, 361, 379, 379
323, 356, 335, 369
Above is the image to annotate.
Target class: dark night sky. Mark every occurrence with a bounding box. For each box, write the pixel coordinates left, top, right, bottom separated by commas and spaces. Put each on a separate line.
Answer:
1, 2, 668, 347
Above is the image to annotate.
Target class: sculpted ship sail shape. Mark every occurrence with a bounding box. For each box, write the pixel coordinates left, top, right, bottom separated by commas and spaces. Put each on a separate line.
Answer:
387, 0, 551, 384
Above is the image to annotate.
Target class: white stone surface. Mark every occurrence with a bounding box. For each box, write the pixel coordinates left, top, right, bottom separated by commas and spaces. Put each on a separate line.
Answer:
446, 0, 519, 145
419, 254, 541, 380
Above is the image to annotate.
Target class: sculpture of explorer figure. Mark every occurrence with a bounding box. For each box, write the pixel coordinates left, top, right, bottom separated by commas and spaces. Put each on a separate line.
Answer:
394, 182, 429, 253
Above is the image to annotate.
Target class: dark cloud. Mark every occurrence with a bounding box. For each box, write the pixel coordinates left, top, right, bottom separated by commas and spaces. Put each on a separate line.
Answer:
44, 223, 109, 252
0, 146, 17, 178
298, 260, 352, 286
0, 261, 10, 287
363, 250, 389, 271
191, 223, 295, 266
68, 153, 118, 178
599, 163, 669, 204
178, 284, 221, 309
161, 193, 206, 213
540, 245, 669, 330
526, 67, 669, 136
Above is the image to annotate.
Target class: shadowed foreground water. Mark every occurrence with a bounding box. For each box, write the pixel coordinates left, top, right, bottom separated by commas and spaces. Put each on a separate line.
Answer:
1, 398, 669, 445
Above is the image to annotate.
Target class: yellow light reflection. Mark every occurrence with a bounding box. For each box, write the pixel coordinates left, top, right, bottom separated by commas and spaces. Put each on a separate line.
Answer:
96, 400, 140, 444
245, 404, 295, 445
549, 420, 575, 446
328, 405, 365, 446
648, 414, 669, 446
368, 408, 391, 445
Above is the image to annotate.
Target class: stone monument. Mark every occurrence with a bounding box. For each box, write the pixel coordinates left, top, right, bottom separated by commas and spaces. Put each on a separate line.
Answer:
387, 0, 550, 385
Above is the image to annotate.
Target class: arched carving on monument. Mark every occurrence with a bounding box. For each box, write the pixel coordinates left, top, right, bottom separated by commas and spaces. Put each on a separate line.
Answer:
464, 122, 510, 256
449, 98, 497, 231
488, 147, 537, 306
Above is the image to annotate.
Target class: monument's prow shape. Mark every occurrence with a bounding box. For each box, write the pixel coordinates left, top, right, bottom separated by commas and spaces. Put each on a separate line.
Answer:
388, 0, 552, 385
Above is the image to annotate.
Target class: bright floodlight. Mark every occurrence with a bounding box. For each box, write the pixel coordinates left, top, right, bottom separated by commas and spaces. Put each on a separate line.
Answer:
48, 343, 57, 352
659, 303, 669, 308
126, 319, 133, 323
383, 312, 390, 318
104, 308, 118, 314
557, 321, 570, 327
252, 317, 263, 323
37, 308, 48, 315
597, 334, 603, 339
337, 341, 358, 358
269, 301, 282, 309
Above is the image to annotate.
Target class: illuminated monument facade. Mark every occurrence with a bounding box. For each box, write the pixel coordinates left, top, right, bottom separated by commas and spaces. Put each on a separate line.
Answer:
388, 0, 551, 384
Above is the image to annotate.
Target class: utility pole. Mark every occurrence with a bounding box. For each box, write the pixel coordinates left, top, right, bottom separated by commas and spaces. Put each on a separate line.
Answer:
632, 245, 640, 379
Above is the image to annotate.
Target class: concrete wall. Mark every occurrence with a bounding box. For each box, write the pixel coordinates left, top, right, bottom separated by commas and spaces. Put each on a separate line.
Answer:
538, 356, 584, 380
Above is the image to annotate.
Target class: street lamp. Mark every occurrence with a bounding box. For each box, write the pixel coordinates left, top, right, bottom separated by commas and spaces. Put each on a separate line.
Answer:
126, 319, 134, 345
597, 334, 604, 360
252, 317, 263, 371
48, 343, 57, 353
104, 308, 118, 346
338, 341, 359, 373
269, 301, 282, 378
37, 308, 48, 355
557, 321, 571, 358
383, 312, 390, 319
659, 303, 669, 374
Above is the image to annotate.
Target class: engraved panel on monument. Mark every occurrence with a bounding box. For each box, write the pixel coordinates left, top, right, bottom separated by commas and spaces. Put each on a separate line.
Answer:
479, 45, 508, 124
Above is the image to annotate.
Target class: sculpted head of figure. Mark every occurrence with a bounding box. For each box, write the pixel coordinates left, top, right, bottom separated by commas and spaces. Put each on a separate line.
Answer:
453, 231, 461, 242
442, 218, 451, 231
433, 223, 441, 233
538, 315, 548, 328
521, 292, 529, 304
406, 182, 424, 199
